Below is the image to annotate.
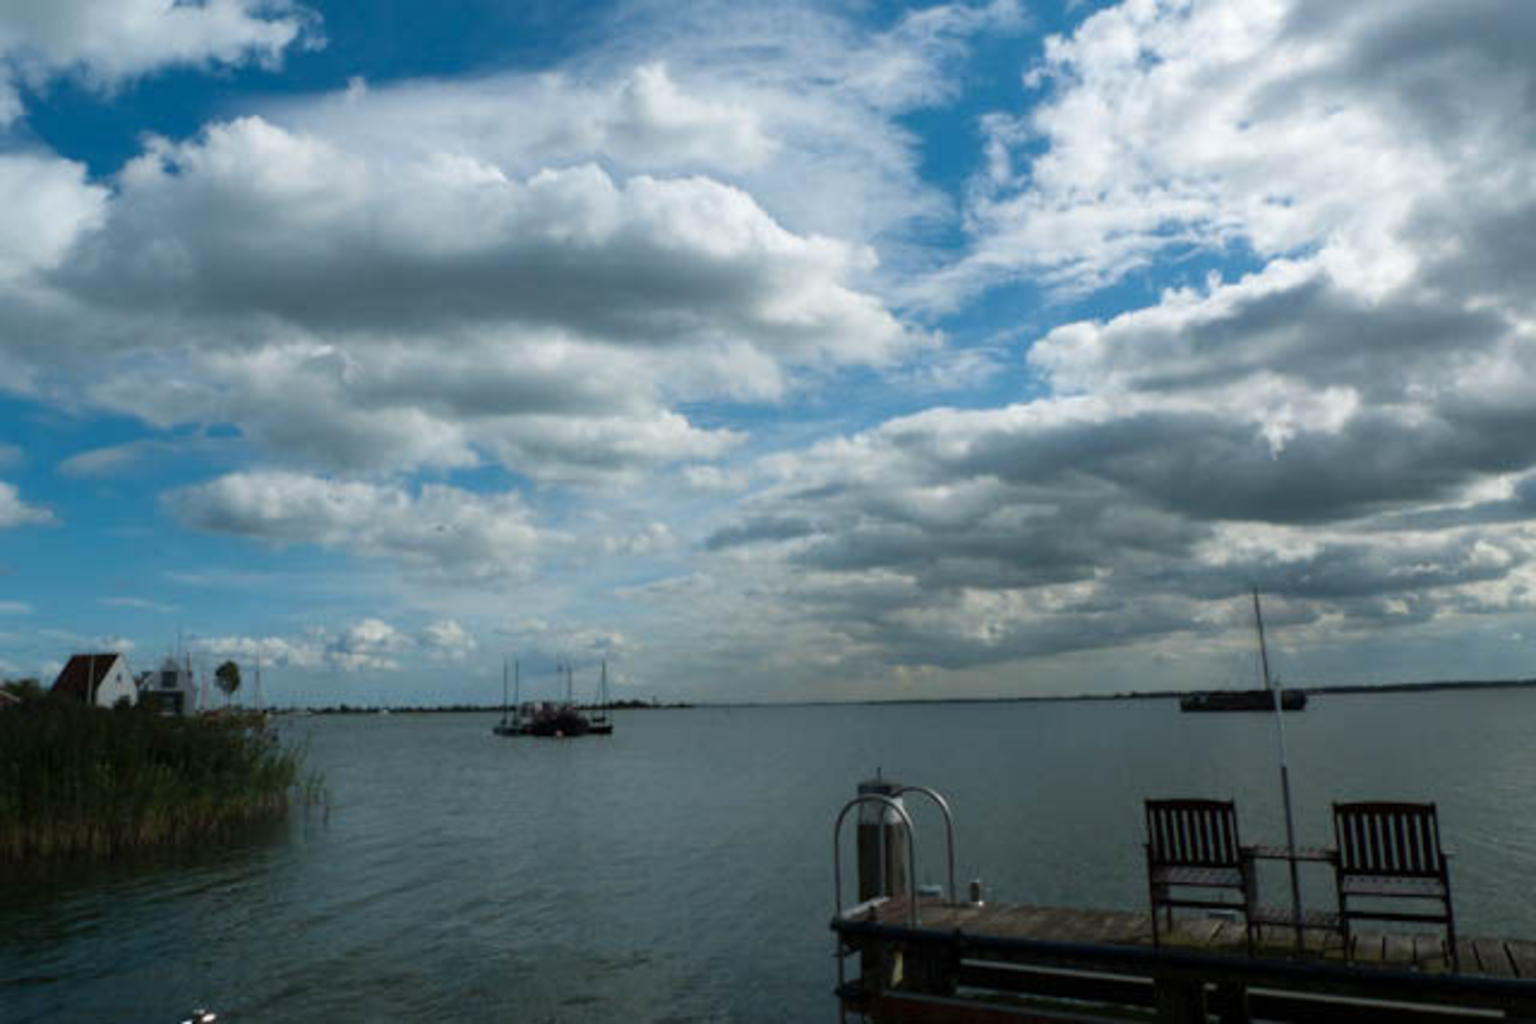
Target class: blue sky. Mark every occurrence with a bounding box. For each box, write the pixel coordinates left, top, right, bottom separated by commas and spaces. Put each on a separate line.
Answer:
3, 0, 1536, 706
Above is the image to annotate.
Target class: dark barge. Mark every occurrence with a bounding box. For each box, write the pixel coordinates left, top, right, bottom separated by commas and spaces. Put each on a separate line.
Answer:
1180, 688, 1307, 712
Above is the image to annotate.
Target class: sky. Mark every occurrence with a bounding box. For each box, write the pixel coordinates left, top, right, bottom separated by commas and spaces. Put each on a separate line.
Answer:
2, 0, 1536, 706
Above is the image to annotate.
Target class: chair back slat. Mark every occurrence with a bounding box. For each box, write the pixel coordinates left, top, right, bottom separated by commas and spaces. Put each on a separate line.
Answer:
1146, 799, 1240, 868
1333, 801, 1443, 877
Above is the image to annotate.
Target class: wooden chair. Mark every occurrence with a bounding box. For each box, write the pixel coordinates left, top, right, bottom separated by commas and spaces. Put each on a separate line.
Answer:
1145, 799, 1255, 953
1332, 801, 1458, 970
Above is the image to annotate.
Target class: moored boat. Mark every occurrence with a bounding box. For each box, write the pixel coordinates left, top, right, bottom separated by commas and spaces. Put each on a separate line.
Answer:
492, 659, 524, 736
494, 658, 612, 738
1181, 592, 1309, 713
520, 701, 592, 737
1180, 688, 1306, 712
587, 660, 614, 736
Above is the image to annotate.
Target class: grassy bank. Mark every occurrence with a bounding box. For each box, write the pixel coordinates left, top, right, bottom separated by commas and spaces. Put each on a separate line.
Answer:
0, 699, 319, 863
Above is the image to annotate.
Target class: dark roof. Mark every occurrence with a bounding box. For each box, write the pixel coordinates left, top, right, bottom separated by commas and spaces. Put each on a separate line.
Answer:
51, 653, 123, 700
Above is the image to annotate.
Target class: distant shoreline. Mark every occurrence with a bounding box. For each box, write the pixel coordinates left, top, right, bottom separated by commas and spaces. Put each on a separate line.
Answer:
286, 700, 693, 715
268, 677, 1536, 715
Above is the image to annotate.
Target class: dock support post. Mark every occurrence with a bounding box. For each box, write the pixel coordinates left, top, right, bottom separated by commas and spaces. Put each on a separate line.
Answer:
857, 776, 909, 903
856, 777, 910, 998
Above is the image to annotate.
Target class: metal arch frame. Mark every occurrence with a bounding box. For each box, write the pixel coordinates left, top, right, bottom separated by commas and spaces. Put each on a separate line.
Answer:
892, 784, 957, 907
832, 794, 919, 927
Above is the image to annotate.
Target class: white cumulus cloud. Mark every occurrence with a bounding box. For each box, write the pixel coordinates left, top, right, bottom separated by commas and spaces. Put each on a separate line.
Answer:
421, 619, 477, 661
0, 0, 316, 125
0, 481, 54, 528
169, 472, 555, 580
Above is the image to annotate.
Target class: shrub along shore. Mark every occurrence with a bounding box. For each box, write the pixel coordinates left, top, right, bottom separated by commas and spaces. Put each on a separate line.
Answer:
0, 697, 318, 863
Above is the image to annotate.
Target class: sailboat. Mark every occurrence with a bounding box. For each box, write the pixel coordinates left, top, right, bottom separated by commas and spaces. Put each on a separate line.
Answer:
1180, 593, 1308, 712
492, 659, 523, 736
588, 660, 614, 736
516, 660, 592, 737
493, 658, 614, 738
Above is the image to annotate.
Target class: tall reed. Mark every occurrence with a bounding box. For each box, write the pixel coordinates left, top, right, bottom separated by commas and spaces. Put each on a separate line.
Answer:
0, 700, 319, 863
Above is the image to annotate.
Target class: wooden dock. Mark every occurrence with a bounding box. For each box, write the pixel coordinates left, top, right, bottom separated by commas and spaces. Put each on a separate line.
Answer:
873, 897, 1536, 975
833, 897, 1536, 1022
831, 779, 1536, 1021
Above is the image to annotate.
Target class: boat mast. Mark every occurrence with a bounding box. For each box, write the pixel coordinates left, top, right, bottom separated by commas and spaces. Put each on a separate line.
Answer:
501, 657, 509, 724
1255, 587, 1304, 951
597, 659, 609, 723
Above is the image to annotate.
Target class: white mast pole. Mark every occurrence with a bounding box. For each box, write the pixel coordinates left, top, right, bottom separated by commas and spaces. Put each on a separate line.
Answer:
1255, 587, 1304, 952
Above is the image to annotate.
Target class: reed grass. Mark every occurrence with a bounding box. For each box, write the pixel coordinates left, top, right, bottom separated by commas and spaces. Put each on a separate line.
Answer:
0, 700, 322, 863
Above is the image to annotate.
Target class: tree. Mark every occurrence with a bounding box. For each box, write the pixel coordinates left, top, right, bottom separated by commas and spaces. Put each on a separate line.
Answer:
1, 678, 47, 708
215, 660, 242, 705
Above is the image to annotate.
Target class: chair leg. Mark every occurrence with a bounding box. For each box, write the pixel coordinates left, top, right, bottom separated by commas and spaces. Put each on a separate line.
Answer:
1151, 883, 1172, 947
1445, 905, 1459, 972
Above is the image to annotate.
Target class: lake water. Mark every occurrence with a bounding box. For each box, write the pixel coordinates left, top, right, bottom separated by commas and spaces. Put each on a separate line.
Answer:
6, 690, 1536, 1022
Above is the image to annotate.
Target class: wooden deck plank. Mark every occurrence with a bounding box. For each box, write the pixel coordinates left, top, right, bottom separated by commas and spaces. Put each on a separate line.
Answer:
1049, 905, 1099, 939
1305, 923, 1344, 958
1206, 918, 1250, 951
1002, 904, 1058, 938
852, 900, 1534, 983
1496, 942, 1520, 979
1162, 914, 1222, 947
1068, 908, 1133, 945
1412, 932, 1448, 971
1456, 937, 1480, 973
1106, 910, 1151, 944
980, 903, 1033, 935
1473, 938, 1514, 978
1018, 905, 1071, 940
1250, 922, 1339, 959
1506, 940, 1536, 980
1352, 930, 1387, 965
1382, 932, 1417, 967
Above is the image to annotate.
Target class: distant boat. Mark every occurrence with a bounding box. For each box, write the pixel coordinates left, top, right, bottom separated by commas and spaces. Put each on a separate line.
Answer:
588, 660, 614, 736
1181, 592, 1309, 713
521, 702, 592, 738
492, 659, 524, 737
1180, 689, 1306, 712
494, 659, 611, 738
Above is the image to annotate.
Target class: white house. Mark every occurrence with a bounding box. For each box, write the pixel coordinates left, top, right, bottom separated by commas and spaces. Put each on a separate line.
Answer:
139, 655, 198, 715
51, 653, 138, 708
